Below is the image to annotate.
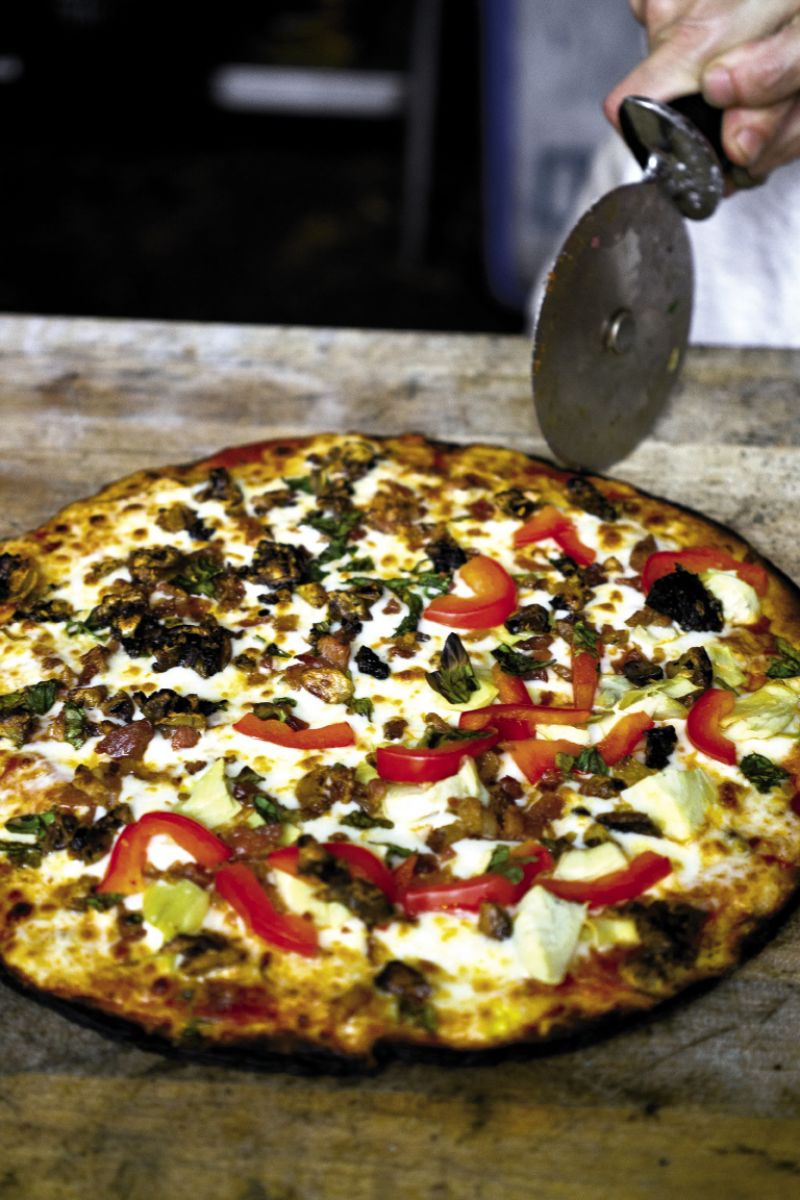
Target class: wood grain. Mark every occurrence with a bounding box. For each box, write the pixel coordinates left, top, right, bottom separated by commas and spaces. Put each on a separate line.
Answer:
0, 314, 799, 1199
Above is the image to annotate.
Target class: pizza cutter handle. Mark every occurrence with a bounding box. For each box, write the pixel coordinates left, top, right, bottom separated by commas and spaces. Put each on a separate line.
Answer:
669, 93, 763, 191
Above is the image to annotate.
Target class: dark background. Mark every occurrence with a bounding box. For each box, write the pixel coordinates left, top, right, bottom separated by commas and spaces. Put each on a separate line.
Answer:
0, 0, 517, 332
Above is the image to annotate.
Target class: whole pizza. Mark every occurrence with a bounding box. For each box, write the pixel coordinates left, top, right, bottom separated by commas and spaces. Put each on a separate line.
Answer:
0, 432, 798, 1063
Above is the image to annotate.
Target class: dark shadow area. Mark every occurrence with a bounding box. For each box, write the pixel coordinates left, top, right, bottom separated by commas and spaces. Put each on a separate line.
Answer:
0, 0, 520, 332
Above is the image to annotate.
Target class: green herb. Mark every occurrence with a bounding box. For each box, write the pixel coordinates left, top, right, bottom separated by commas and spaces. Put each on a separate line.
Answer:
66, 619, 108, 642
263, 642, 290, 658
491, 644, 556, 679
349, 571, 451, 636
0, 679, 59, 717
252, 698, 297, 723
252, 794, 289, 823
302, 509, 361, 570
235, 765, 264, 788
486, 845, 525, 884
344, 555, 375, 573
341, 811, 394, 830
556, 746, 609, 777
82, 891, 123, 912
393, 591, 423, 637
573, 621, 601, 655
739, 752, 791, 794
348, 696, 375, 721
63, 701, 88, 749
3, 842, 43, 867
418, 725, 486, 750
283, 475, 315, 495
4, 811, 55, 838
373, 842, 413, 861
174, 554, 224, 598
766, 637, 800, 679
426, 633, 478, 704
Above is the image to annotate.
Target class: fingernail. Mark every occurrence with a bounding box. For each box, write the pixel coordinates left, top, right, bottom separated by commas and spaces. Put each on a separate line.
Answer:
703, 64, 735, 107
734, 128, 766, 165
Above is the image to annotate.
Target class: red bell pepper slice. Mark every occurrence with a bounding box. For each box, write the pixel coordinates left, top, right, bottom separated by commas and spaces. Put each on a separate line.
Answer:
424, 556, 517, 630
268, 842, 396, 902
491, 664, 530, 704
97, 811, 232, 895
459, 703, 592, 740
685, 688, 737, 765
507, 737, 585, 783
513, 505, 596, 566
397, 843, 553, 915
233, 714, 356, 750
376, 730, 501, 784
201, 440, 272, 469
596, 712, 655, 765
214, 862, 318, 956
572, 649, 600, 709
540, 851, 673, 907
641, 548, 767, 596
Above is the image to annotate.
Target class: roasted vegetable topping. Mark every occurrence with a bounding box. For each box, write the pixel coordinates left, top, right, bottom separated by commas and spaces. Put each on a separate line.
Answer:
646, 566, 723, 632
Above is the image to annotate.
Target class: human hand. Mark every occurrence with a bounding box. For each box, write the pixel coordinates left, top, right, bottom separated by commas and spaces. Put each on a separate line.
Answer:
604, 1, 800, 177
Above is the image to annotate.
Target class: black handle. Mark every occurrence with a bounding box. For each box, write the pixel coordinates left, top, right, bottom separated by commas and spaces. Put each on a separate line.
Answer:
669, 93, 761, 190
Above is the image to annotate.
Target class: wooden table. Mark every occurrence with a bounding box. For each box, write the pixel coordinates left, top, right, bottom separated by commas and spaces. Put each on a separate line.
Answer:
1, 315, 799, 1200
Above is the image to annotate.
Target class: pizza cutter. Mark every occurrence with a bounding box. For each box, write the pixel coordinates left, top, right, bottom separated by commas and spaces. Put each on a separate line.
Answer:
533, 94, 758, 471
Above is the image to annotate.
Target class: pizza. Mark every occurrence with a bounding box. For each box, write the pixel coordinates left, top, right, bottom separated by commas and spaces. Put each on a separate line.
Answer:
0, 432, 799, 1064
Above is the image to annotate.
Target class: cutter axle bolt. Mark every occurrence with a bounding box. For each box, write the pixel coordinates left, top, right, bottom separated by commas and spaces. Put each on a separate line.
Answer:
604, 308, 635, 355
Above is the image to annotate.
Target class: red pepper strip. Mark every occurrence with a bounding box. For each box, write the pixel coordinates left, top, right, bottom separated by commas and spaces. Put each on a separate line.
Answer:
491, 664, 530, 704
268, 842, 396, 903
459, 703, 592, 740
398, 843, 553, 915
572, 649, 600, 709
97, 812, 232, 895
540, 851, 673, 907
214, 862, 318, 956
424, 556, 517, 630
641, 548, 768, 596
596, 712, 655, 766
685, 688, 737, 765
376, 730, 501, 784
513, 505, 596, 566
507, 737, 585, 783
233, 714, 356, 750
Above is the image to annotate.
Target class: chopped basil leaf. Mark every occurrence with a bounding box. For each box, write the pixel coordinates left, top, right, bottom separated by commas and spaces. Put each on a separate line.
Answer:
573, 621, 601, 655
556, 747, 609, 777
82, 891, 123, 912
173, 554, 224, 598
253, 794, 289, 823
491, 644, 556, 678
426, 633, 478, 704
283, 475, 315, 495
418, 725, 486, 750
0, 679, 59, 717
66, 619, 108, 642
766, 637, 800, 679
375, 842, 413, 860
739, 752, 790, 794
5, 812, 54, 838
252, 698, 297, 723
263, 642, 290, 658
63, 701, 88, 749
486, 845, 523, 885
348, 696, 375, 721
302, 509, 361, 572
393, 591, 423, 637
341, 811, 393, 830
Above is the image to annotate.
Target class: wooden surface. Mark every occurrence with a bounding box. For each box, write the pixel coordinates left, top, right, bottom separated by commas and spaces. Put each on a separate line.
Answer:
1, 314, 800, 1200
